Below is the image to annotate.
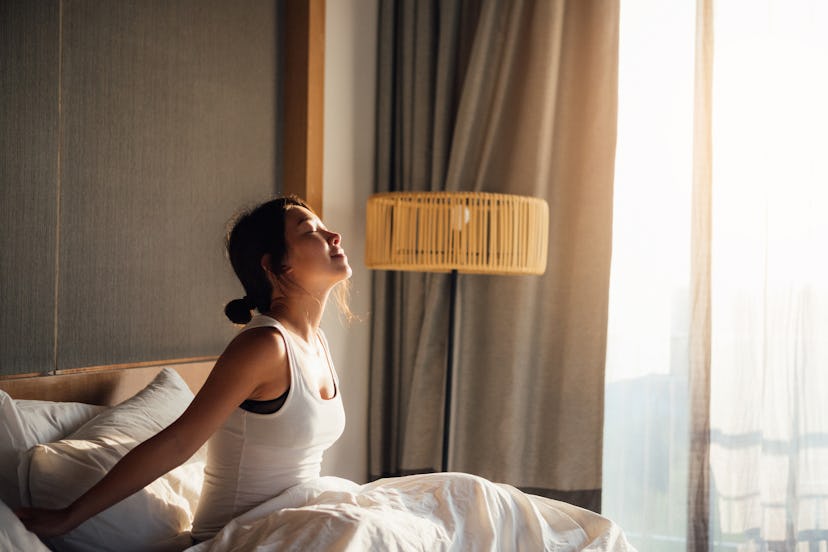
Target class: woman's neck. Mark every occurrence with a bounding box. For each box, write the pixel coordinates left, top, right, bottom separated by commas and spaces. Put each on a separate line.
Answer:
270, 291, 330, 343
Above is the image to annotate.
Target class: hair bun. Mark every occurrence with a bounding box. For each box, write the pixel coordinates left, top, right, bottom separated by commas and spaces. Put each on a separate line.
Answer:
224, 297, 253, 324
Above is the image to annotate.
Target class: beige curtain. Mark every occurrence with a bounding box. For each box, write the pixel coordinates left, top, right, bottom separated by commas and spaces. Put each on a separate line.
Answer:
369, 0, 619, 511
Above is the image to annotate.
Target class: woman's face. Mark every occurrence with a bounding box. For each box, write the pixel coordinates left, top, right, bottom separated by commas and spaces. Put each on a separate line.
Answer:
281, 206, 352, 290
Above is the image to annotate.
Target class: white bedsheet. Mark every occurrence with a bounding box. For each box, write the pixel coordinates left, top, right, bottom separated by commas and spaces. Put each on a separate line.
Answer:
186, 473, 634, 552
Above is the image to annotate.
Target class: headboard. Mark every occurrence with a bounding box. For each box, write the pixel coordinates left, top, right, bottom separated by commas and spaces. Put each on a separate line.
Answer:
0, 360, 215, 405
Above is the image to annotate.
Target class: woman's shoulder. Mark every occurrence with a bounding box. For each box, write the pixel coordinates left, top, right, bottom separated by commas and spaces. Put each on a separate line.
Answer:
221, 321, 288, 371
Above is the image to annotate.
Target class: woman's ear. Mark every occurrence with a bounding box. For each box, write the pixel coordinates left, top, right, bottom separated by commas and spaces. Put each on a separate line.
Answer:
262, 254, 292, 284
260, 254, 276, 282
260, 253, 272, 272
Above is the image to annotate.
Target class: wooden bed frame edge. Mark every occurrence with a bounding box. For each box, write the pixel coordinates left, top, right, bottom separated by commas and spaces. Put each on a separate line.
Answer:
0, 359, 216, 405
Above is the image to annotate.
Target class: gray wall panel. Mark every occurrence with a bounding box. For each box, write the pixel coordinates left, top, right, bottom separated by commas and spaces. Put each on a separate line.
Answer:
57, 1, 279, 369
0, 0, 60, 375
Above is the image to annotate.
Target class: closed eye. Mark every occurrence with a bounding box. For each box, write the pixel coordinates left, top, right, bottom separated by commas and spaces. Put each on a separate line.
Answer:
297, 216, 327, 234
298, 221, 316, 233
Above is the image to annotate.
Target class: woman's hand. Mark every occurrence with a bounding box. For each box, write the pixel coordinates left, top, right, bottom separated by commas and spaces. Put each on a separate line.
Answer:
15, 506, 79, 538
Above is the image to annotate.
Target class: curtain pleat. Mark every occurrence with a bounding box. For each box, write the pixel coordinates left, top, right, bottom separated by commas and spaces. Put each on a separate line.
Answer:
688, 0, 714, 550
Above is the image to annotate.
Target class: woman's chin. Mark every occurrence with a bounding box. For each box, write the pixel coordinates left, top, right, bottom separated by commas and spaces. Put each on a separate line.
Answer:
333, 255, 352, 275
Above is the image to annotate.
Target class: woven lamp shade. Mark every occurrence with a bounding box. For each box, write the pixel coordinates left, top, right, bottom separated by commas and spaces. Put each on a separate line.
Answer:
365, 191, 549, 275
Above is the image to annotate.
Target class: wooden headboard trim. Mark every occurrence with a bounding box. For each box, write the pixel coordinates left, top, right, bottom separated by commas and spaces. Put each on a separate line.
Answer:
0, 359, 216, 405
282, 0, 325, 216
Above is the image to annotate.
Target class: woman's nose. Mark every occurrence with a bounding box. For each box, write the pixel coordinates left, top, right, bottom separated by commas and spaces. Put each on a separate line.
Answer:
329, 231, 341, 246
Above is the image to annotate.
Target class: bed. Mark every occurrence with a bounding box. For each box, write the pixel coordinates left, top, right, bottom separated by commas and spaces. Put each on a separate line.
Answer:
0, 362, 635, 551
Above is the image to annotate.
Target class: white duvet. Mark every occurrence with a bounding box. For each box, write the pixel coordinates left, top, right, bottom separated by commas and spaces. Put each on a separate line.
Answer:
186, 473, 634, 552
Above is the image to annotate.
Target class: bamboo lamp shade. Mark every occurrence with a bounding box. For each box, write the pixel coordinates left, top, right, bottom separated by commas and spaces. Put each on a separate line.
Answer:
365, 191, 549, 275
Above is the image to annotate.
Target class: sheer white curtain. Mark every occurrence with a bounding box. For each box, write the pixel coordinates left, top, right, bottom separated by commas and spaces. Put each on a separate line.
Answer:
709, 1, 828, 548
601, 1, 694, 549
603, 1, 828, 550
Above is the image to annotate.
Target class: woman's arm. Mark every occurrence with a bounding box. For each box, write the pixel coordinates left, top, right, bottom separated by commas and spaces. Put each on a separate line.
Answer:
17, 327, 289, 537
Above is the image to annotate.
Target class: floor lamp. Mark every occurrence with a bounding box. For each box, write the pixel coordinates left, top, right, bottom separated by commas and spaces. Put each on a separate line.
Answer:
365, 191, 549, 472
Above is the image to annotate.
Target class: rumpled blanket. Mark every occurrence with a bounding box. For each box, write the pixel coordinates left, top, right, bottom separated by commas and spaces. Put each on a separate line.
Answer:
186, 472, 634, 551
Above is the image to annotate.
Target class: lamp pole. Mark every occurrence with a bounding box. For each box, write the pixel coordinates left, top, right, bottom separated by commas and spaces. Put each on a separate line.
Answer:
441, 269, 458, 472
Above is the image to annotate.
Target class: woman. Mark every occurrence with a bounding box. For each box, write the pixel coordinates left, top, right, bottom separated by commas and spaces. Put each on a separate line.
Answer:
17, 196, 353, 541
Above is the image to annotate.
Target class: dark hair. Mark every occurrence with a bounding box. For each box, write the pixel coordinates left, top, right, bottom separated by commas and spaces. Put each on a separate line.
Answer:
223, 196, 310, 324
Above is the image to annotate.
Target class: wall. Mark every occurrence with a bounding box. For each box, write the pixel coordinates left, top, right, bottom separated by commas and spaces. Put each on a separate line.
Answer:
0, 0, 59, 374
0, 0, 279, 375
319, 0, 378, 484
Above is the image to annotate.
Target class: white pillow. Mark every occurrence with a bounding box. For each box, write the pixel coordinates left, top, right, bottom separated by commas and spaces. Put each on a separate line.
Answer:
19, 368, 205, 552
0, 498, 50, 552
0, 390, 105, 509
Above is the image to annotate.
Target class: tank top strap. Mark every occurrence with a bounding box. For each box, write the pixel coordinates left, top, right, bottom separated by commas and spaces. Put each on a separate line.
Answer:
316, 328, 340, 387
241, 314, 306, 394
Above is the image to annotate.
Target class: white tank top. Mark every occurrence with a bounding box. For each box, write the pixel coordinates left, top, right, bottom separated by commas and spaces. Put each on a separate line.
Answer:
191, 315, 346, 540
